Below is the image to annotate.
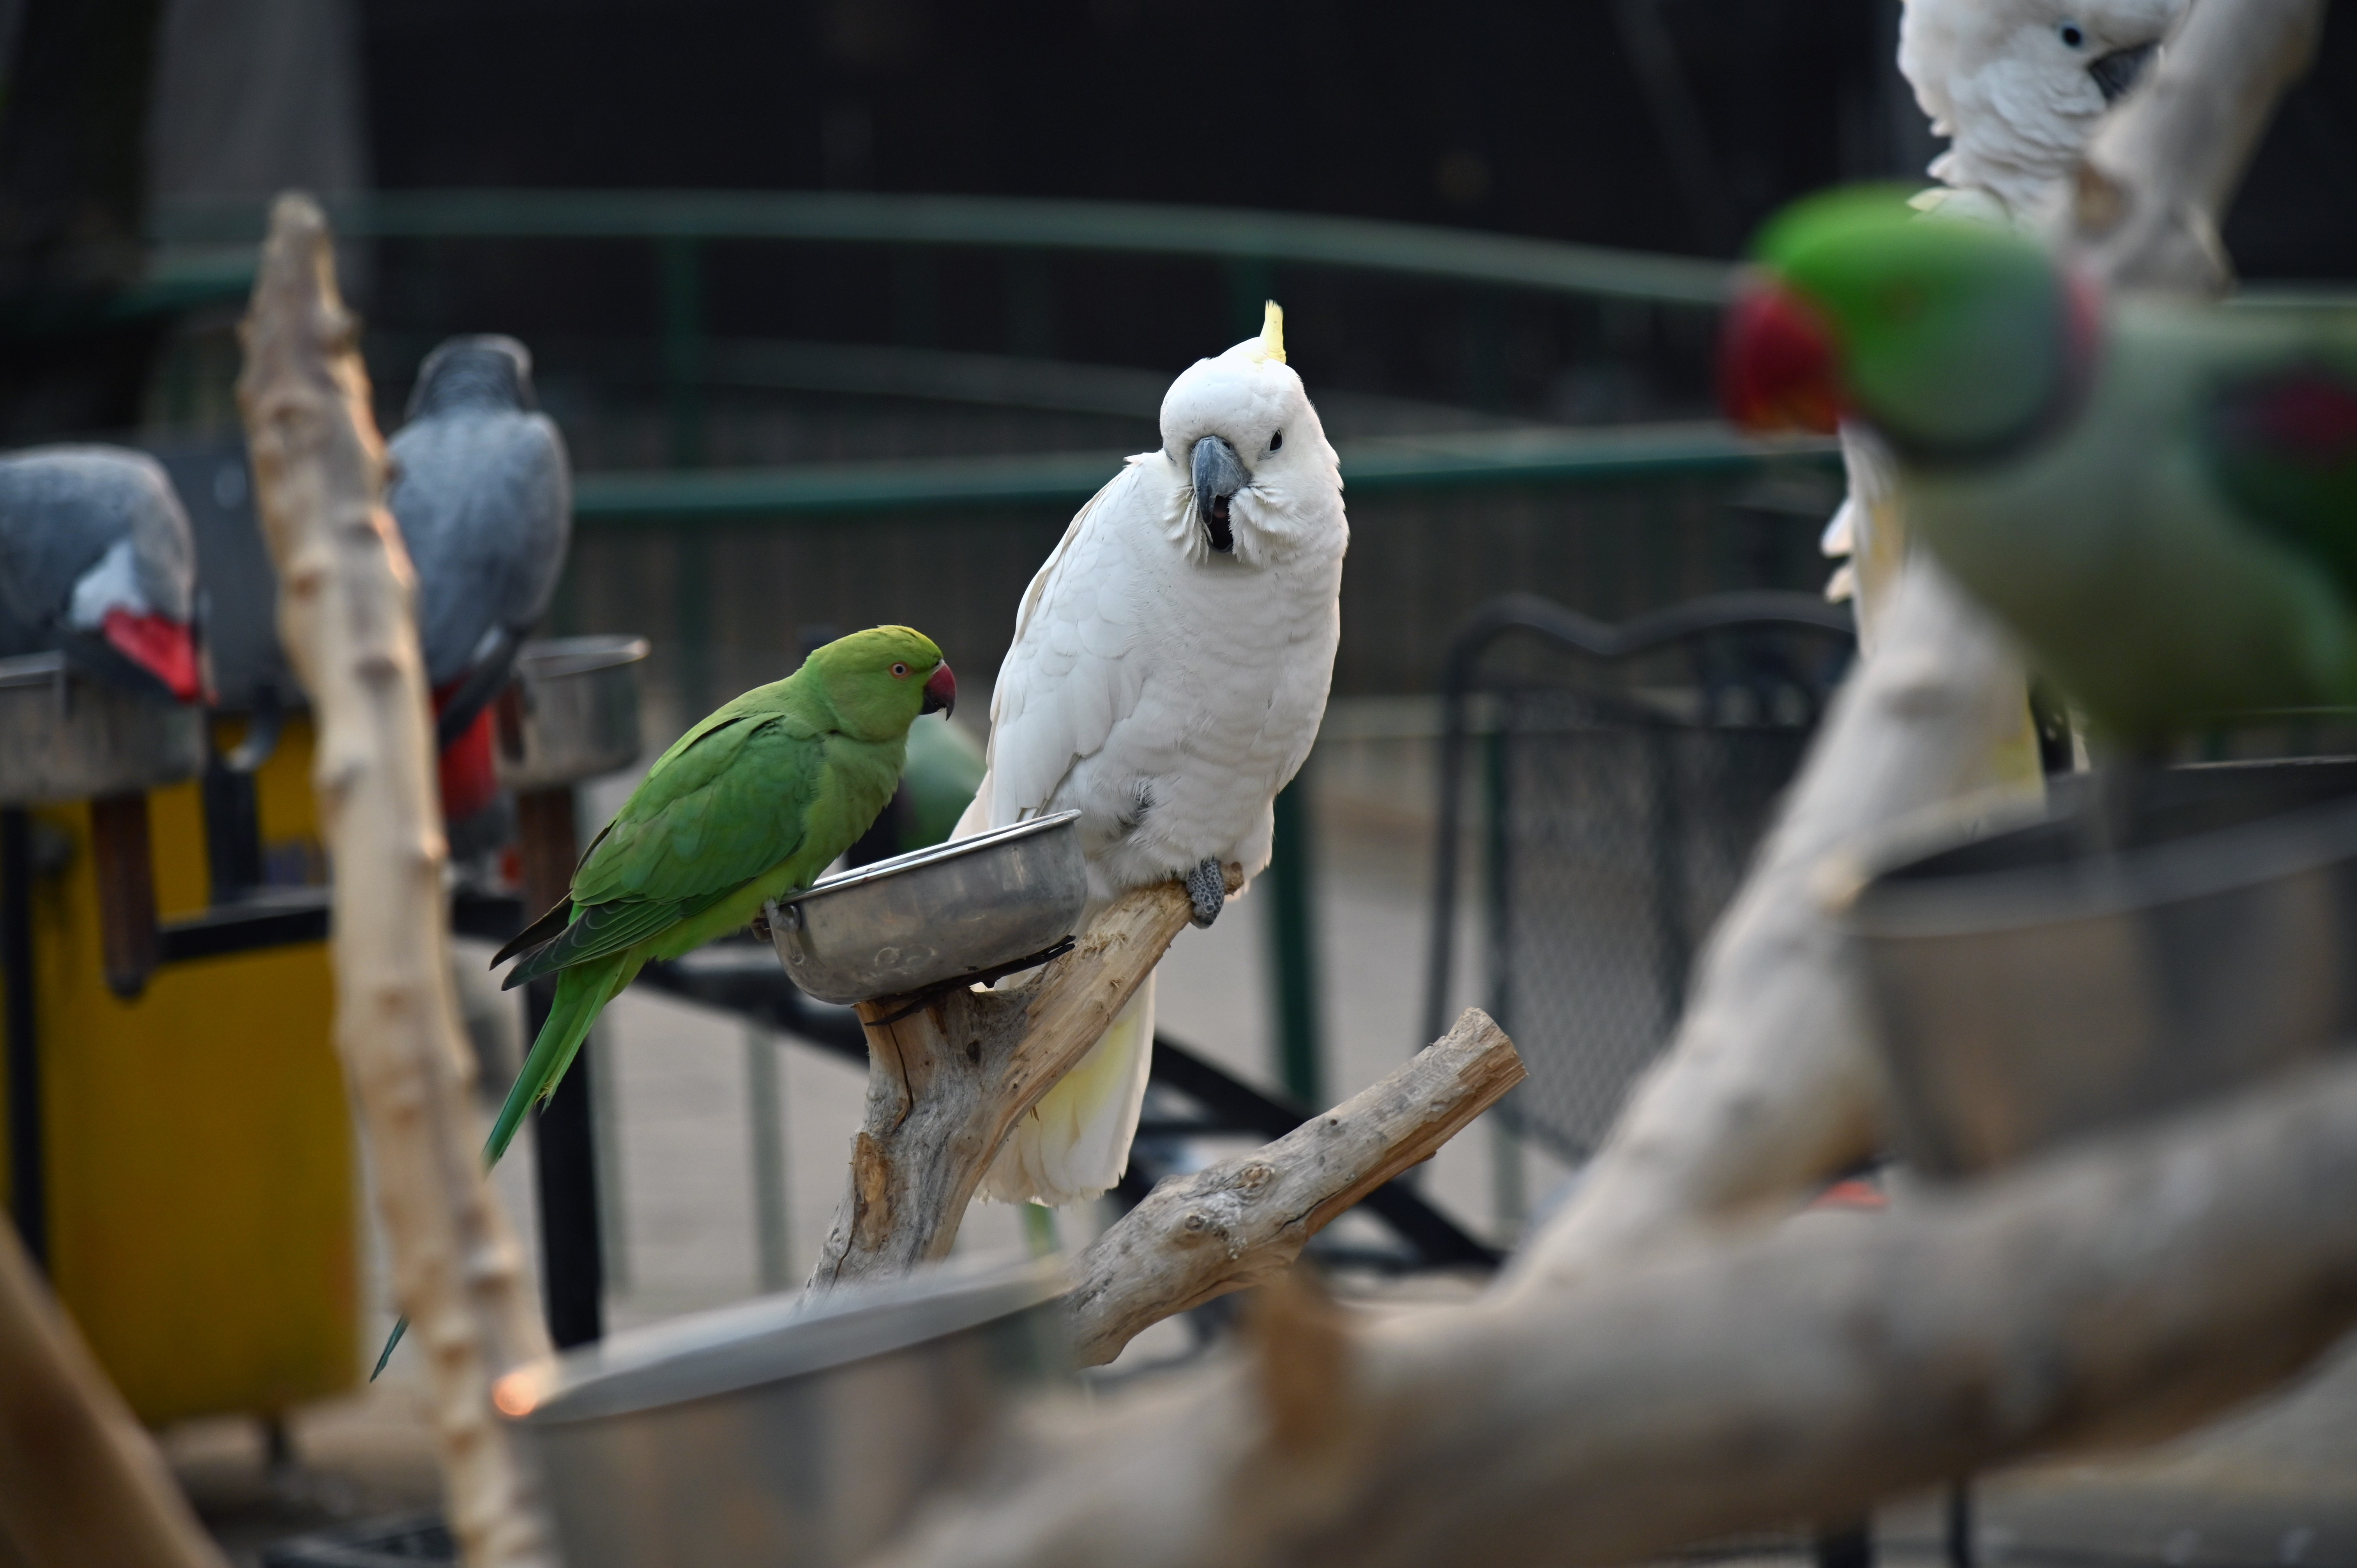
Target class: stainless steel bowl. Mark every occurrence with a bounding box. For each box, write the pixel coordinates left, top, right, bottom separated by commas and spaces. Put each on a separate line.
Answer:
1846, 759, 2357, 1178
510, 1257, 1069, 1568
0, 653, 205, 805
495, 635, 649, 791
770, 810, 1087, 1005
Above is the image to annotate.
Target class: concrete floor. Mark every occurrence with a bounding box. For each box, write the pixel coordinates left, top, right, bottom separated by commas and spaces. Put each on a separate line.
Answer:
141, 700, 2357, 1564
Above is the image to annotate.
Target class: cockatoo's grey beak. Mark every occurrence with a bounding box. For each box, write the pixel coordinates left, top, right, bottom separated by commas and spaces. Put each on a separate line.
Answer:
2089, 42, 2157, 103
1190, 434, 1248, 554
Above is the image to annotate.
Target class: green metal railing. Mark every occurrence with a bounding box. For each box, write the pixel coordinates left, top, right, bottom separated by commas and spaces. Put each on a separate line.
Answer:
149, 188, 1733, 306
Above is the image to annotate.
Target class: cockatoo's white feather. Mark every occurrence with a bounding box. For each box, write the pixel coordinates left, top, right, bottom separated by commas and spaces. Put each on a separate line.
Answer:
1825, 0, 2186, 638
1899, 0, 2187, 227
959, 307, 1347, 1206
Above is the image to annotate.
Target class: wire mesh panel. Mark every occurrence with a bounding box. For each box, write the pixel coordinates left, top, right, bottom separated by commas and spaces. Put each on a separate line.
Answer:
1425, 593, 1853, 1164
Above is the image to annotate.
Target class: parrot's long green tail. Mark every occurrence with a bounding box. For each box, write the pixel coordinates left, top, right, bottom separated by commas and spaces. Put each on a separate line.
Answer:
370, 957, 629, 1381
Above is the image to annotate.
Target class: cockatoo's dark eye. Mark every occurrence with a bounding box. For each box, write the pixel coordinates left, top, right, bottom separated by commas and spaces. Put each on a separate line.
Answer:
2058, 21, 2085, 47
1269, 430, 1283, 452
891, 662, 909, 678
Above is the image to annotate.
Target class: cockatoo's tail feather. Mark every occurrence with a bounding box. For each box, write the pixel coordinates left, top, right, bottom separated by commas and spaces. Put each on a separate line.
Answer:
982, 973, 1157, 1206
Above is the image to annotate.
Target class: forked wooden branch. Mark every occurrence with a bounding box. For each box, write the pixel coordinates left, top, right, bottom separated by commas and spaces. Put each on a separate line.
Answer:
1497, 0, 2321, 1307
806, 870, 1237, 1293
870, 1053, 2357, 1568
0, 1220, 228, 1568
1065, 1008, 1523, 1367
239, 192, 555, 1568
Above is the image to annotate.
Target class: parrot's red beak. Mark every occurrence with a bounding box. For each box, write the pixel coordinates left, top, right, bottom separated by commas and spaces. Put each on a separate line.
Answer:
1720, 277, 1845, 435
101, 609, 201, 704
922, 660, 956, 718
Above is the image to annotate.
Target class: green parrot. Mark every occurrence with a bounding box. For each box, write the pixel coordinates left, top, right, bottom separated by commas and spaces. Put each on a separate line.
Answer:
1721, 187, 2357, 741
374, 624, 955, 1375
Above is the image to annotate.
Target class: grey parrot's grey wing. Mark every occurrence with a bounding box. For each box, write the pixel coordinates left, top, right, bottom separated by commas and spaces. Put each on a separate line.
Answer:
388, 413, 572, 689
0, 446, 182, 628
486, 412, 571, 632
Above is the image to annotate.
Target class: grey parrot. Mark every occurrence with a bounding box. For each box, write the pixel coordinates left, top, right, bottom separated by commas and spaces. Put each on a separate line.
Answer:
385, 335, 572, 824
0, 445, 201, 703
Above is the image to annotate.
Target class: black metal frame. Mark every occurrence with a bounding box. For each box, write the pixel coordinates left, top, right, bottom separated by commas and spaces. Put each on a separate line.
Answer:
1421, 591, 1855, 1158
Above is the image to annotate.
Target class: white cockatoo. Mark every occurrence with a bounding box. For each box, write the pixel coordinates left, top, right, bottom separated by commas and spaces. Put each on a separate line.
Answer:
956, 303, 1347, 1207
1823, 0, 2186, 652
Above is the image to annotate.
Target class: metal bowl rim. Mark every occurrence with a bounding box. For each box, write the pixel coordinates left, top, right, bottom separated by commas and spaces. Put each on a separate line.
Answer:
515, 634, 651, 681
1850, 767, 2357, 941
0, 652, 64, 690
514, 1255, 1067, 1427
787, 809, 1083, 909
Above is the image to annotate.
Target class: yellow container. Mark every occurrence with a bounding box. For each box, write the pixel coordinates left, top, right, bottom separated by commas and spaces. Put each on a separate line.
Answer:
0, 717, 357, 1426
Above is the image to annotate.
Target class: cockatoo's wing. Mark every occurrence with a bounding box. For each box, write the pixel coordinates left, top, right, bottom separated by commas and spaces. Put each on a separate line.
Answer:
969, 462, 1153, 827
961, 461, 1166, 1208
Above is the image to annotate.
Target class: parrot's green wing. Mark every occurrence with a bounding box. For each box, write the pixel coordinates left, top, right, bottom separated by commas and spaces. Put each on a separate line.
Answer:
505, 706, 830, 986
2205, 364, 2357, 587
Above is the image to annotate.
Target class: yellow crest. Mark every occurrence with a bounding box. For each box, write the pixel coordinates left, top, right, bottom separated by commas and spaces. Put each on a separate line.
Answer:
1250, 300, 1286, 364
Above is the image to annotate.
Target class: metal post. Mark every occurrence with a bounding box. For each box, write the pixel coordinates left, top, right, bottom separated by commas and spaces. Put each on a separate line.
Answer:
745, 1024, 792, 1294
88, 792, 158, 1000
1481, 723, 1523, 1238
518, 786, 603, 1349
2, 809, 41, 1269
1265, 772, 1323, 1109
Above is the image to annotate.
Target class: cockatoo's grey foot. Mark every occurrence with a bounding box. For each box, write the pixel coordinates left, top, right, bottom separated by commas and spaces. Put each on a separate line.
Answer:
1186, 857, 1225, 928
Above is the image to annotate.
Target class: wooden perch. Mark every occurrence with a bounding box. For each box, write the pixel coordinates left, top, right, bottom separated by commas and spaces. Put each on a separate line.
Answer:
238, 192, 555, 1568
1497, 0, 2321, 1308
870, 1052, 2357, 1568
2065, 0, 2324, 294
1065, 1008, 1523, 1368
0, 1219, 227, 1568
807, 870, 1237, 1292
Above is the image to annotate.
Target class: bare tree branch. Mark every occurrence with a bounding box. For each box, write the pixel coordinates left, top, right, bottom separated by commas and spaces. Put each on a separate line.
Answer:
237, 191, 555, 1568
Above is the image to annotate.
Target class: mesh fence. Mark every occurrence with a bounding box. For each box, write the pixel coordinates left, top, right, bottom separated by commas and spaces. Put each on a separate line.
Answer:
1428, 596, 1853, 1165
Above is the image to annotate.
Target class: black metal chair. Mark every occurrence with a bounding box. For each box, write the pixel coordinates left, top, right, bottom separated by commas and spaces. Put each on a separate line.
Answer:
1422, 591, 1855, 1165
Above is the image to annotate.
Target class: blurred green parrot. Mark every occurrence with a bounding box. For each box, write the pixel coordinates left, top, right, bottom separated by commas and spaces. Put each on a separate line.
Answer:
1722, 187, 2357, 742
844, 711, 987, 865
375, 624, 955, 1375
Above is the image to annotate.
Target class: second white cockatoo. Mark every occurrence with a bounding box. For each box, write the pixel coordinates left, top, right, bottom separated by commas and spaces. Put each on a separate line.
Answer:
957, 303, 1347, 1207
1821, 0, 2187, 651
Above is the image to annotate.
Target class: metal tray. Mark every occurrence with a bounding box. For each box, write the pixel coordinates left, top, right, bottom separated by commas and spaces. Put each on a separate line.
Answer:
0, 653, 205, 805
770, 810, 1087, 1005
495, 635, 649, 792
509, 1257, 1069, 1568
1846, 759, 2357, 1176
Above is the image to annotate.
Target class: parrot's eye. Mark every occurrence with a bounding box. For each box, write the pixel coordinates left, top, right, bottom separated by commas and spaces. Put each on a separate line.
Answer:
2058, 21, 2085, 47
1269, 430, 1284, 452
891, 663, 909, 678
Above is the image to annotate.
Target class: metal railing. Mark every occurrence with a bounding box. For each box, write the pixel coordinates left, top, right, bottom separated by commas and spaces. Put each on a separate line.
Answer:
1422, 592, 1855, 1181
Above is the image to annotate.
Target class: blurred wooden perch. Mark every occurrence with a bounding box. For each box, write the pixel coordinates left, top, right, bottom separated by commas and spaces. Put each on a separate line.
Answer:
1066, 1008, 1522, 1368
0, 1220, 227, 1568
237, 191, 555, 1568
871, 1053, 2357, 1568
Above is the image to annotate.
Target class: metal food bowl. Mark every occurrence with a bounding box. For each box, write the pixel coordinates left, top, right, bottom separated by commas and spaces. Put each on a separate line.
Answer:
770, 809, 1087, 1005
1846, 759, 2357, 1178
509, 1257, 1069, 1568
495, 635, 649, 791
0, 653, 204, 805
